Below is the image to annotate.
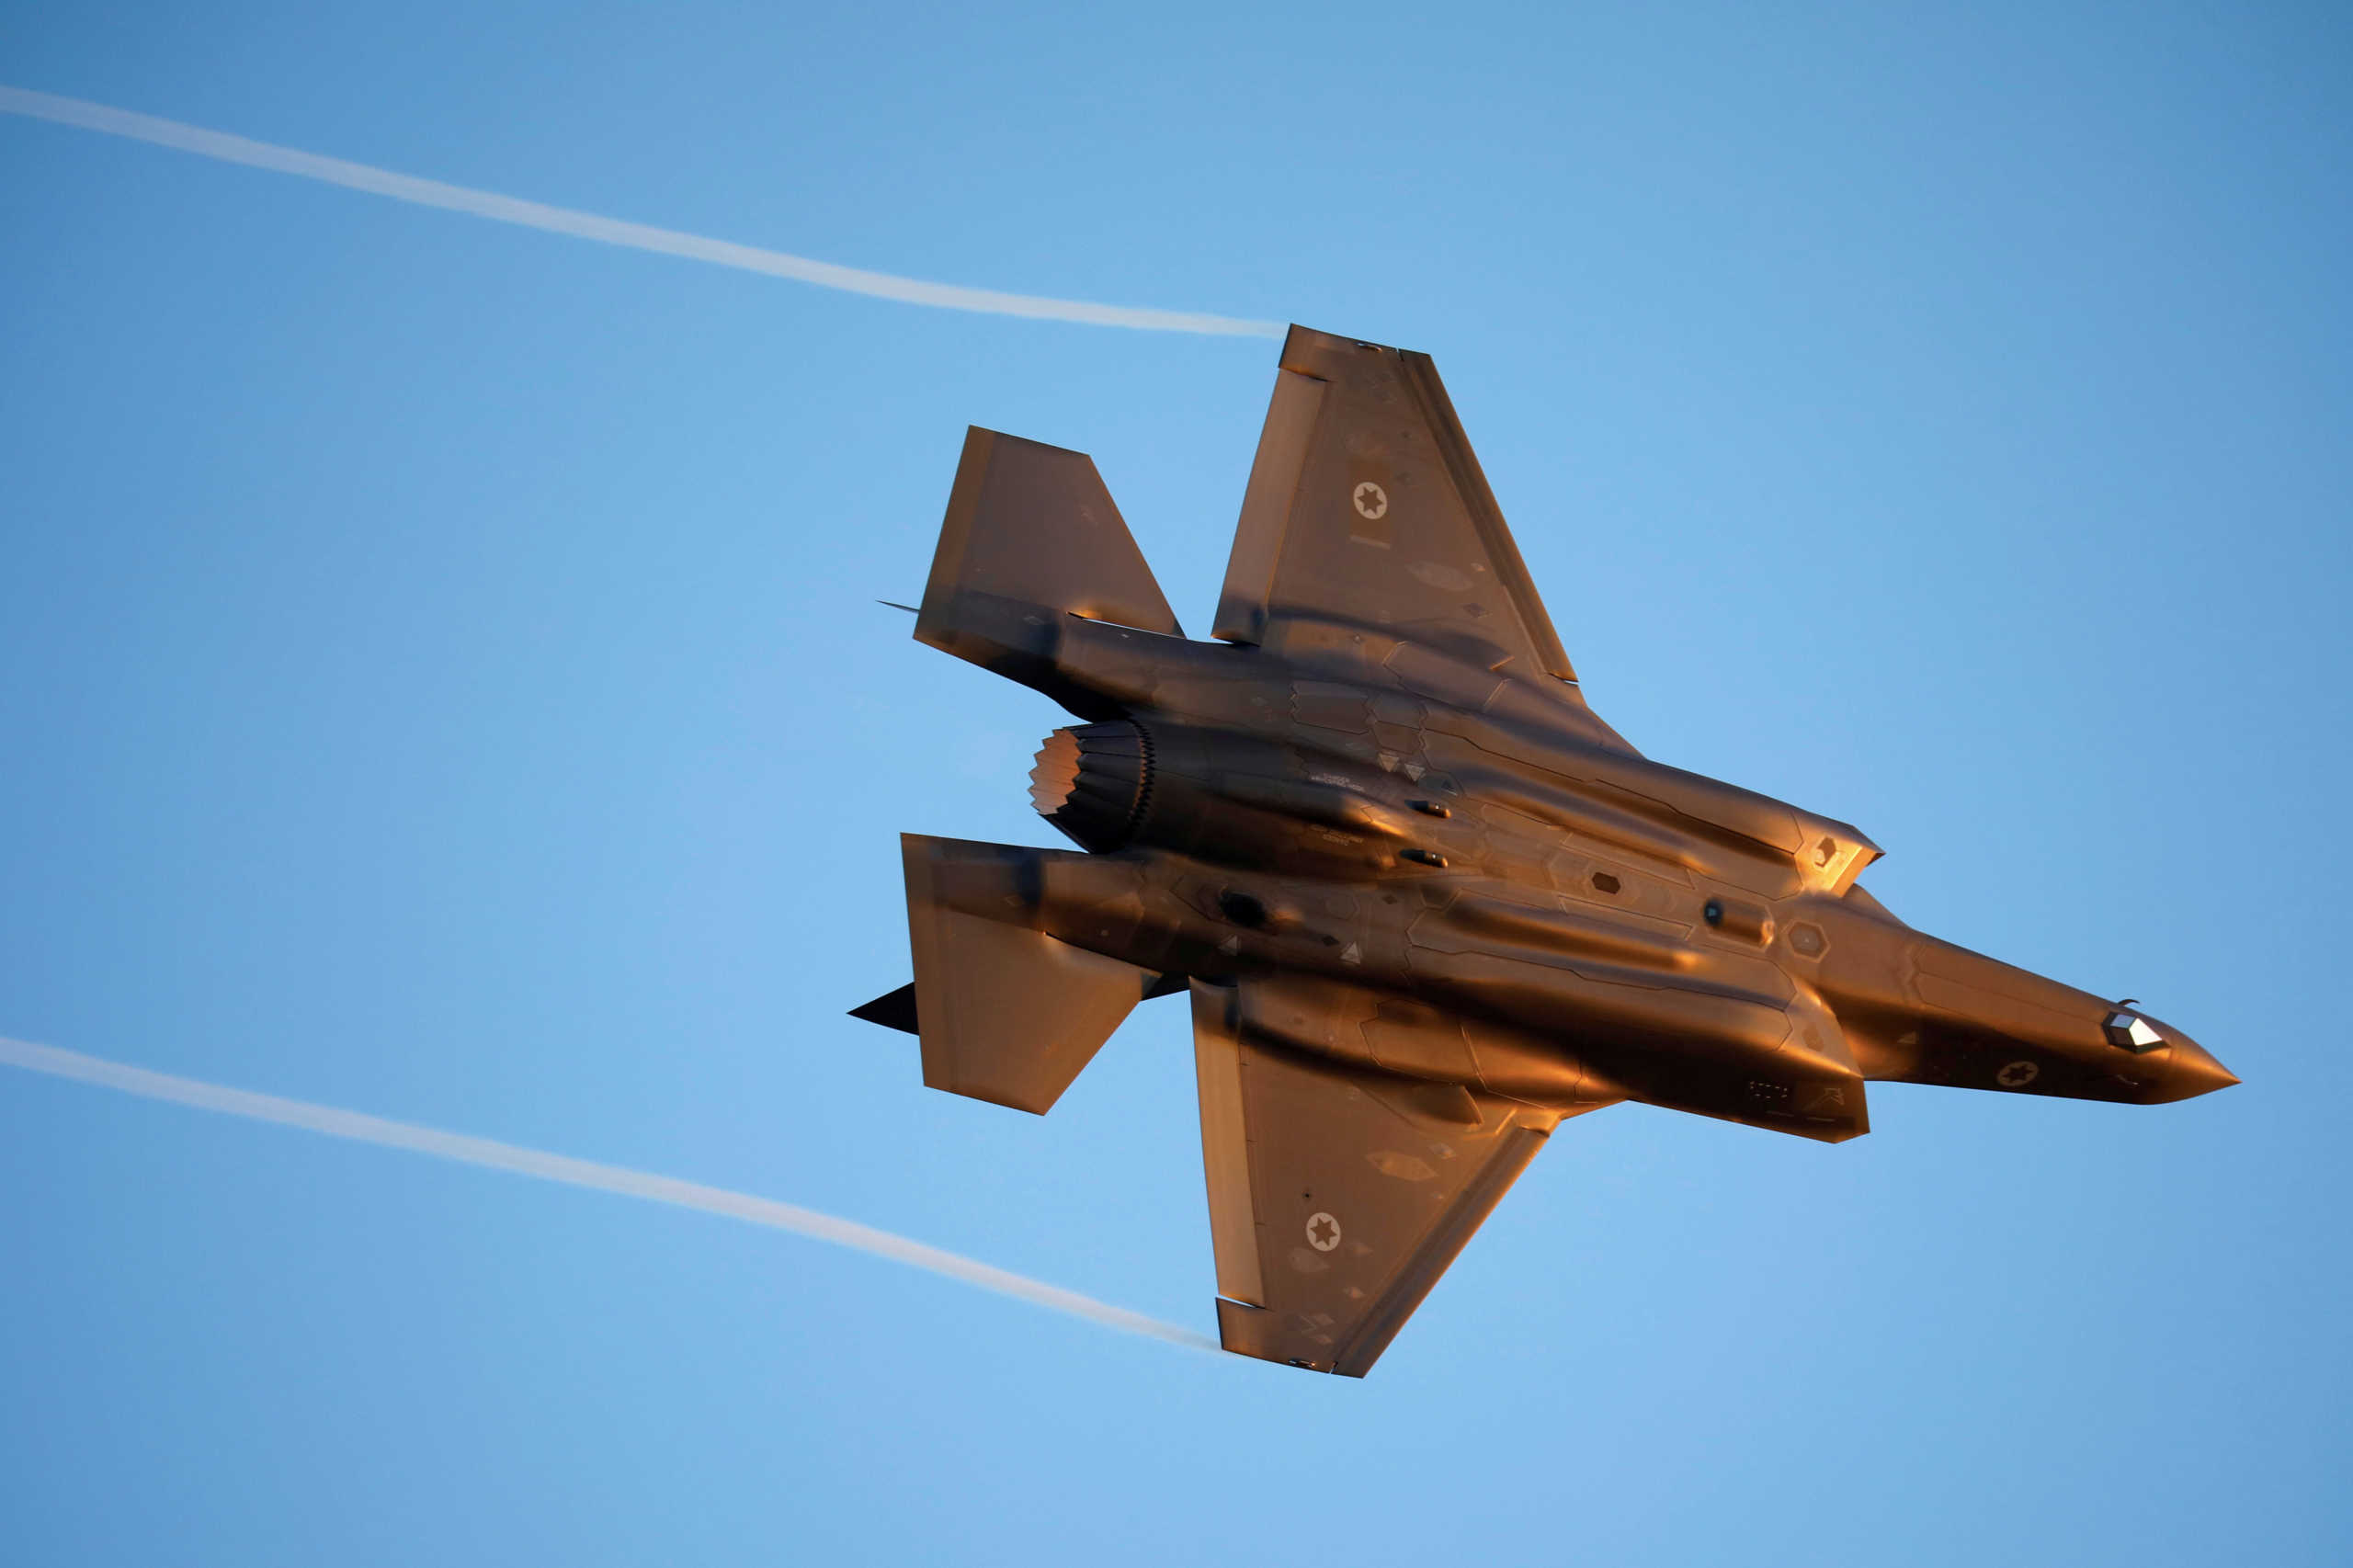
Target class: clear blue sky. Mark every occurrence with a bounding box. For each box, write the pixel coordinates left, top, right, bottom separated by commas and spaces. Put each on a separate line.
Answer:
3, 4, 2347, 1563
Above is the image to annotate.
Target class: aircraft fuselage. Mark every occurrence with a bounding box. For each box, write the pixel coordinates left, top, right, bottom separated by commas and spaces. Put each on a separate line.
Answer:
924, 606, 2234, 1142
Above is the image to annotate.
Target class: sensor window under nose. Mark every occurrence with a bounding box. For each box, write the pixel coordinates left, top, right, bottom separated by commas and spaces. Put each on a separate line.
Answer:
2103, 1011, 2165, 1053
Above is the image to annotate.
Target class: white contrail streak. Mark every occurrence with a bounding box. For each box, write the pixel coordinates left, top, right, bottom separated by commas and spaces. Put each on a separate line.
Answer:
0, 85, 1282, 339
0, 1034, 1218, 1355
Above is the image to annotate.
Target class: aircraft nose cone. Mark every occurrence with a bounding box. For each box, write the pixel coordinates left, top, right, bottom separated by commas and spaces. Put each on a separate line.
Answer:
2157, 1038, 2240, 1102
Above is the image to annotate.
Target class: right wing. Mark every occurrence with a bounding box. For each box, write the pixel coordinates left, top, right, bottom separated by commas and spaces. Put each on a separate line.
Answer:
1190, 980, 1566, 1376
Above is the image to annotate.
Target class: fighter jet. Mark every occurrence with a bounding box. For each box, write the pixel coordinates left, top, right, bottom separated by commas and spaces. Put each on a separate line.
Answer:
850, 325, 2237, 1377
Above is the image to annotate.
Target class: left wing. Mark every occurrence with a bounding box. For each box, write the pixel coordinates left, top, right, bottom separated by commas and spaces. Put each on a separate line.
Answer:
1212, 326, 1572, 681
1190, 981, 1565, 1376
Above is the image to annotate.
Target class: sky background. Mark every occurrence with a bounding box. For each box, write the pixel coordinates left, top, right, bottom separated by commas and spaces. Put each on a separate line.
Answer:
2, 3, 2347, 1563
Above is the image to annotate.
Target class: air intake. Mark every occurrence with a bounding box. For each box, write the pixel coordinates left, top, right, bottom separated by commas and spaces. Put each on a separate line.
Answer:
1029, 722, 1153, 851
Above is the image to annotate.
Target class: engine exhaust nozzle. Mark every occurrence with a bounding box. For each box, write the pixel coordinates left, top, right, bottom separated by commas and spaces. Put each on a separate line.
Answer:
1029, 722, 1153, 851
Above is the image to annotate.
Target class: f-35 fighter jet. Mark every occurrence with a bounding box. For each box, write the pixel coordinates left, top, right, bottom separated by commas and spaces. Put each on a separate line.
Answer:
851, 325, 2237, 1377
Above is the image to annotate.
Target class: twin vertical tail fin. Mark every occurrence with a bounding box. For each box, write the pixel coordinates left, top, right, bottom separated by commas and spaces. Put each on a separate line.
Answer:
851, 835, 1156, 1115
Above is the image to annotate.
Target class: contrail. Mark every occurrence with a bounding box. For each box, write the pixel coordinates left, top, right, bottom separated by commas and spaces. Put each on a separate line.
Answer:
0, 85, 1282, 339
0, 1034, 1218, 1355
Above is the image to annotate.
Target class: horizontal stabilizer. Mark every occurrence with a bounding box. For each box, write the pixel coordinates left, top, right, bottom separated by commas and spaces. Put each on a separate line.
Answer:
916, 428, 1181, 687
902, 834, 1152, 1114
